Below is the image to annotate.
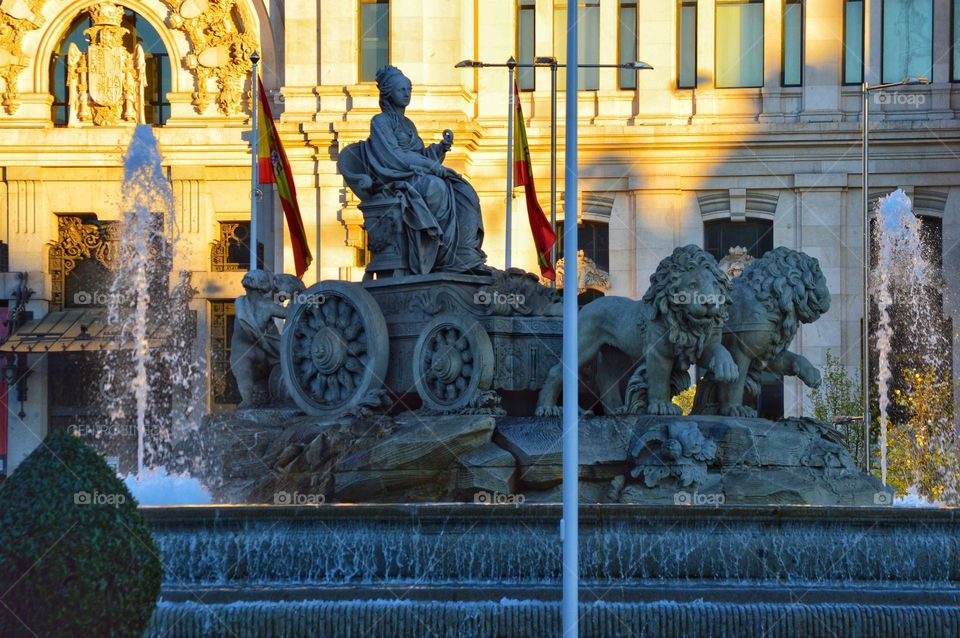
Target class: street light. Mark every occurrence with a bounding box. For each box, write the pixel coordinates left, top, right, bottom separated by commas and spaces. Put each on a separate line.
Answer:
456, 57, 653, 274
860, 74, 929, 476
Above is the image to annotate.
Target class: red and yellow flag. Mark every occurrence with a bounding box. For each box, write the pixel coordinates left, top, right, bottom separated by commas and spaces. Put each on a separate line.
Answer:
513, 81, 557, 280
257, 79, 313, 278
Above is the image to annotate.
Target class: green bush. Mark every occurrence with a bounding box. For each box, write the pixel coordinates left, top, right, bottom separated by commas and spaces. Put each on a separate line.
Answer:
0, 429, 162, 638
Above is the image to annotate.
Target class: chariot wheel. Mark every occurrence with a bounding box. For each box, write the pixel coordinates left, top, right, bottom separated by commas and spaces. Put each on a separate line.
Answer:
280, 281, 389, 416
413, 314, 494, 412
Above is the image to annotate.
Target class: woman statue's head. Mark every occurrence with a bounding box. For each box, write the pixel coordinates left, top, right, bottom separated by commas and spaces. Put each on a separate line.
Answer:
376, 65, 412, 111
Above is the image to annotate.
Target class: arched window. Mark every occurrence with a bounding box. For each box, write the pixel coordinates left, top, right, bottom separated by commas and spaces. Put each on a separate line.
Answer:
50, 7, 171, 126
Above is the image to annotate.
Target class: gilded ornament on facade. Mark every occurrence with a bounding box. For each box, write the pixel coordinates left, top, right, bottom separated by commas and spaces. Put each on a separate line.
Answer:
65, 2, 149, 126
48, 216, 120, 309
163, 0, 256, 115
717, 246, 755, 279
0, 0, 45, 114
554, 250, 610, 294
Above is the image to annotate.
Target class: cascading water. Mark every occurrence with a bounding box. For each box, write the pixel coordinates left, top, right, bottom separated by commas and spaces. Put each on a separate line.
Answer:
101, 126, 209, 502
871, 189, 949, 488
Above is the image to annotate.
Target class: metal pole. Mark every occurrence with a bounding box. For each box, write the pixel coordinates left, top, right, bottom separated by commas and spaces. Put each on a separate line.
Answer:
505, 57, 516, 270
550, 61, 558, 288
250, 52, 260, 269
562, 6, 579, 637
862, 83, 870, 474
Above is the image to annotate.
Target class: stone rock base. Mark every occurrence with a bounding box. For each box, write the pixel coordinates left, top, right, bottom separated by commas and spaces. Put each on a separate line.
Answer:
175, 411, 886, 506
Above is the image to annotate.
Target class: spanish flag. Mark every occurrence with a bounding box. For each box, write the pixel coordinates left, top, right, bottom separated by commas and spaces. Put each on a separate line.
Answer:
257, 79, 313, 278
512, 81, 557, 280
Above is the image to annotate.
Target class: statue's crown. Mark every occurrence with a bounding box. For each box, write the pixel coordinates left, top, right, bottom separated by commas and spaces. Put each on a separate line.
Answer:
89, 2, 124, 27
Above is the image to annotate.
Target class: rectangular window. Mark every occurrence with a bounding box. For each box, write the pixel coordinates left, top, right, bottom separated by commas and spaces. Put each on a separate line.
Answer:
882, 0, 933, 84
782, 0, 803, 86
619, 1, 638, 89
678, 1, 697, 88
517, 0, 536, 90
359, 0, 389, 83
553, 1, 601, 90
715, 0, 764, 88
844, 0, 863, 84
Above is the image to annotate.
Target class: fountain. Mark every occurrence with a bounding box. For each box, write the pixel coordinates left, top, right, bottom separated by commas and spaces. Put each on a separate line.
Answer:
79, 88, 955, 637
99, 125, 209, 502
872, 189, 953, 491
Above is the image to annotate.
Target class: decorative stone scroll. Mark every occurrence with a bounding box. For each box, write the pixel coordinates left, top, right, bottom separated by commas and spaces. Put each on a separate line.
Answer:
162, 0, 257, 115
0, 0, 45, 114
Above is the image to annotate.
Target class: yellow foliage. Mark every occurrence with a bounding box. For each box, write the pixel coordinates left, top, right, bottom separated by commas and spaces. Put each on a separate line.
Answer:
672, 385, 695, 416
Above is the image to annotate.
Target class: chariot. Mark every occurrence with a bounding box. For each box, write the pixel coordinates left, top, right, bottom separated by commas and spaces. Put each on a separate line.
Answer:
278, 269, 563, 417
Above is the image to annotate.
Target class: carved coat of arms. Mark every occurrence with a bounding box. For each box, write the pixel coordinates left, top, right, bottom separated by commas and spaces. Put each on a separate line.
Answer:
65, 2, 148, 126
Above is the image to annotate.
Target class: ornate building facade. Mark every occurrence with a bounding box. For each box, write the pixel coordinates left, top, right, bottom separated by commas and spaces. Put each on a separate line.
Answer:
1, 0, 959, 472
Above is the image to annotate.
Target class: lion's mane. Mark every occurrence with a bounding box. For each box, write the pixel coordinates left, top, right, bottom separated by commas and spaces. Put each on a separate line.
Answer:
735, 247, 829, 356
642, 245, 732, 367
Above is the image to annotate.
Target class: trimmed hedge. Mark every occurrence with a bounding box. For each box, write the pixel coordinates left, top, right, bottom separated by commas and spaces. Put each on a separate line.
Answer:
0, 429, 162, 638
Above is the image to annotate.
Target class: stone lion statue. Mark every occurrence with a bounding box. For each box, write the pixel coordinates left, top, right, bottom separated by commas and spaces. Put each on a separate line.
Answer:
692, 247, 831, 417
535, 245, 739, 416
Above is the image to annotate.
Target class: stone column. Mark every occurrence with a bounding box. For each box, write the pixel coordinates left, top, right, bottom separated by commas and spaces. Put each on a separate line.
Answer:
929, 0, 953, 117
318, 0, 360, 116
2, 167, 48, 473
801, 0, 843, 122
282, 0, 320, 117
170, 166, 205, 274
759, 0, 784, 120
791, 174, 851, 417
635, 0, 684, 122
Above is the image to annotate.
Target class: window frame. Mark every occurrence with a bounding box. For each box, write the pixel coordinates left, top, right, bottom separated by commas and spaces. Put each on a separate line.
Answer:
781, 0, 804, 87
880, 0, 934, 85
677, 0, 698, 89
358, 0, 390, 84
714, 0, 765, 89
618, 0, 639, 90
517, 0, 536, 92
843, 0, 864, 85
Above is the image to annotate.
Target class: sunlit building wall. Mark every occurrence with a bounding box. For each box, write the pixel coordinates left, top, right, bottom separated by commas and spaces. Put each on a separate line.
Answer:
1, 0, 959, 471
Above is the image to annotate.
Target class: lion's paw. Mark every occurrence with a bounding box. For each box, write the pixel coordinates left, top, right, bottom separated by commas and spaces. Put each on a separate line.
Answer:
647, 401, 682, 416
720, 405, 757, 418
535, 406, 562, 417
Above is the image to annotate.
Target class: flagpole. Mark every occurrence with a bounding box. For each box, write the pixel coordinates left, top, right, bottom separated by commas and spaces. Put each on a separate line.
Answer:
561, 5, 579, 637
550, 59, 558, 289
505, 57, 516, 270
249, 51, 260, 269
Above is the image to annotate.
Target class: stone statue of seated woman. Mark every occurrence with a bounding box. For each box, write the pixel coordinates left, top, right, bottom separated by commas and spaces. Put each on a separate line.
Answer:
338, 65, 486, 276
